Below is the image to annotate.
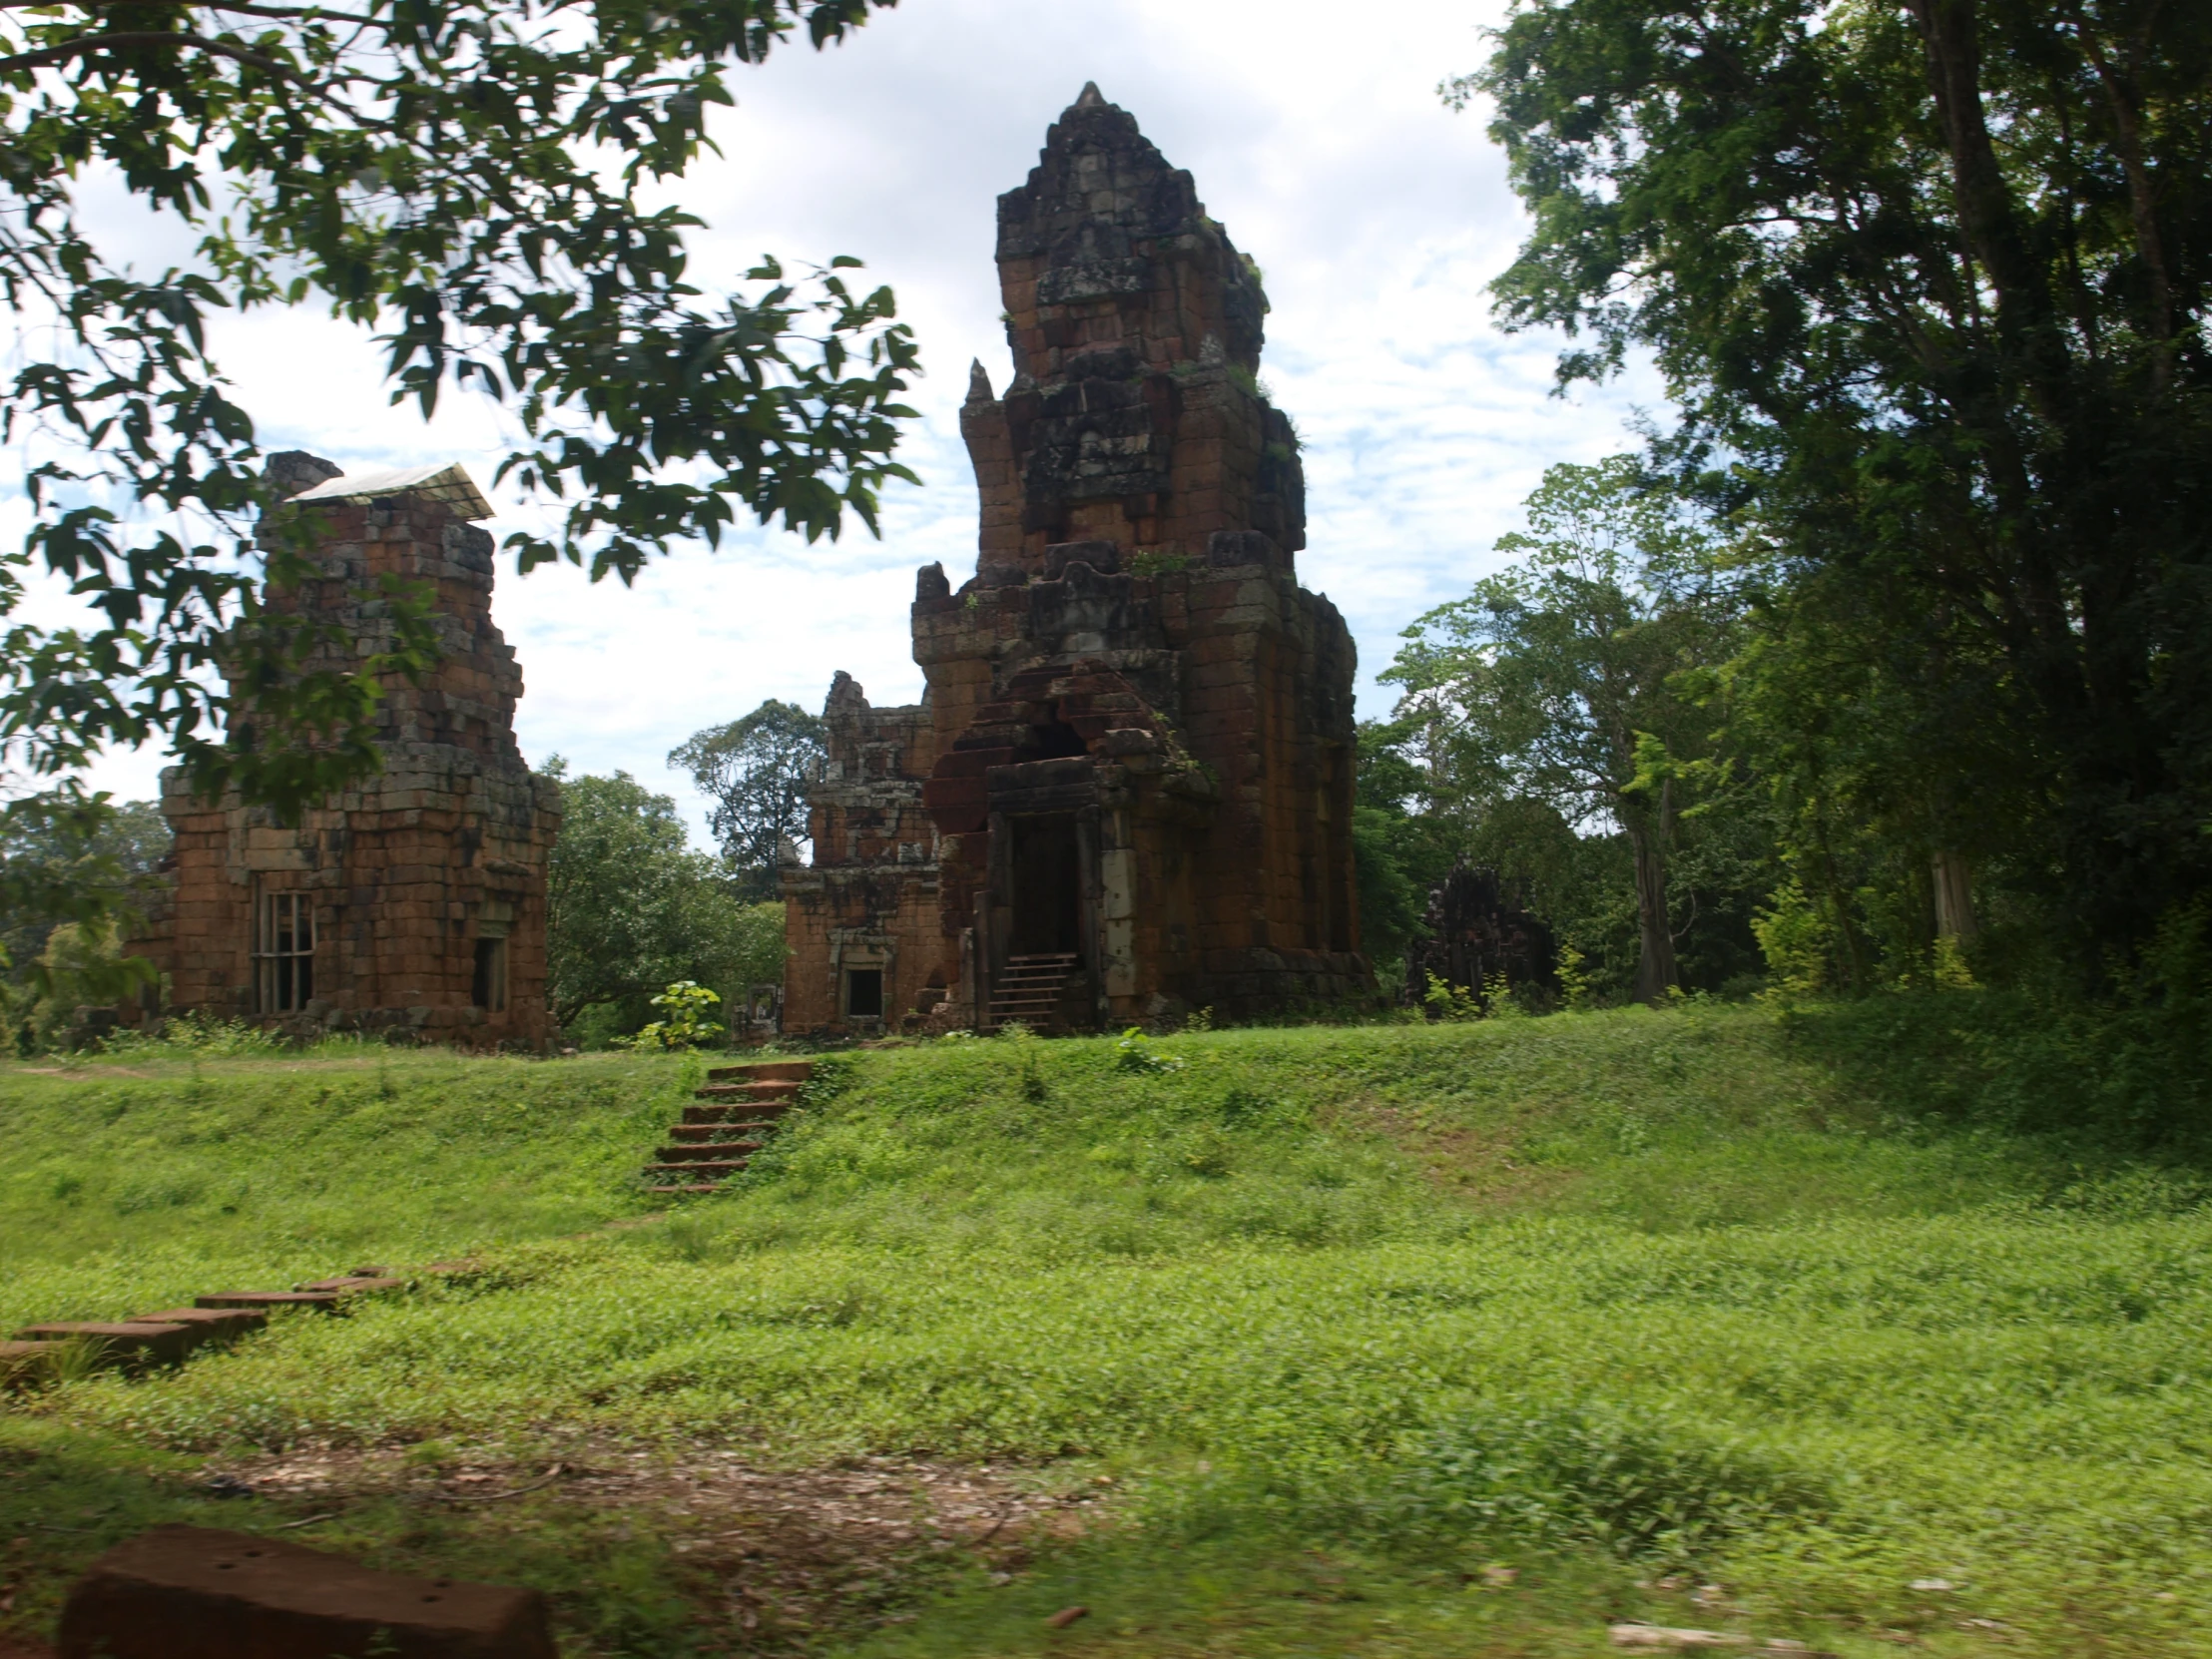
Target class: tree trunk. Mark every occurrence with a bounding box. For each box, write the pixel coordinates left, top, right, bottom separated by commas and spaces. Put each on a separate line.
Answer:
1932, 851, 1977, 941
1628, 816, 1678, 1005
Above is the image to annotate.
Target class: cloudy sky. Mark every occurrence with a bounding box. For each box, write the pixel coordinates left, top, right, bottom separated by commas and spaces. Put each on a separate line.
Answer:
47, 0, 1658, 841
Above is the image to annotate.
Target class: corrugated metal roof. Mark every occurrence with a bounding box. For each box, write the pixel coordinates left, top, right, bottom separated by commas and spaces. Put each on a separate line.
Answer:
286, 462, 494, 521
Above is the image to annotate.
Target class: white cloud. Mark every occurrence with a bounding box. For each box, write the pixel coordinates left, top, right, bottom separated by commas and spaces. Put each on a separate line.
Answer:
30, 0, 1662, 839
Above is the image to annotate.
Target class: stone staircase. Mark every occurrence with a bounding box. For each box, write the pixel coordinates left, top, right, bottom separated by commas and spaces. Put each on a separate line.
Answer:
986, 952, 1082, 1032
641, 1059, 811, 1195
3, 1270, 407, 1388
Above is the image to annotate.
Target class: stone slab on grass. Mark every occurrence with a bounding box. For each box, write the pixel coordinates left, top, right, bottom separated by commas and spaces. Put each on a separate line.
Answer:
59, 1524, 557, 1659
128, 1308, 270, 1351
196, 1291, 340, 1313
295, 1276, 407, 1296
0, 1339, 62, 1387
12, 1322, 194, 1368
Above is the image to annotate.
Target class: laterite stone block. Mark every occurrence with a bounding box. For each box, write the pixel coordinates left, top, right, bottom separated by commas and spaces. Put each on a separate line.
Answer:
12, 1323, 194, 1368
59, 1525, 556, 1659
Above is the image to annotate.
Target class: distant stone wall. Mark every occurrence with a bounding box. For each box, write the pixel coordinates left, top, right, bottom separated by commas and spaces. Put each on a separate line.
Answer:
139, 461, 560, 1046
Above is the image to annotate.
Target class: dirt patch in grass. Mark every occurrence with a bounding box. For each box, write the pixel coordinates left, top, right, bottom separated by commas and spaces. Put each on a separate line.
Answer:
202, 1441, 1112, 1650
1345, 1098, 1582, 1210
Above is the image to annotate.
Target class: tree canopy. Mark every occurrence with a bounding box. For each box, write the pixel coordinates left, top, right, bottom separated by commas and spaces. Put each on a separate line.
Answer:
0, 0, 916, 821
1456, 0, 2211, 967
0, 793, 167, 1042
543, 763, 782, 1032
669, 699, 826, 901
1385, 457, 1733, 1002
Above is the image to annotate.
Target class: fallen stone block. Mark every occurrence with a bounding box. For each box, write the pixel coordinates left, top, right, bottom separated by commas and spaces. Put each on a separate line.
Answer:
196, 1291, 340, 1314
294, 1276, 407, 1297
12, 1322, 194, 1369
0, 1339, 62, 1388
59, 1524, 557, 1659
128, 1309, 269, 1352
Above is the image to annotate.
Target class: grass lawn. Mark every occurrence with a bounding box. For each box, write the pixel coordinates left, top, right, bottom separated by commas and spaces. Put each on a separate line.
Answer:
4, 1001, 2210, 1657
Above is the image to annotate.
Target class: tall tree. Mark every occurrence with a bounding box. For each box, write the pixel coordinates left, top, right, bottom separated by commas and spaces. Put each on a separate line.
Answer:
1352, 718, 1461, 976
669, 700, 826, 900
1386, 457, 1729, 1003
0, 792, 168, 998
543, 764, 771, 1029
1456, 0, 2212, 965
0, 0, 916, 824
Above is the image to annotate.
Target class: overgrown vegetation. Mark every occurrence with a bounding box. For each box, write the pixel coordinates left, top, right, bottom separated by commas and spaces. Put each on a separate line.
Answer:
0, 796, 168, 1052
544, 761, 786, 1042
1406, 0, 2212, 1002
6, 1002, 2212, 1655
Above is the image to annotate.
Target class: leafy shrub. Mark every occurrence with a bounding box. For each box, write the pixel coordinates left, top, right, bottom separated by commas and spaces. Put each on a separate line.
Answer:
616, 980, 723, 1050
1382, 1405, 1832, 1564
1115, 1026, 1186, 1073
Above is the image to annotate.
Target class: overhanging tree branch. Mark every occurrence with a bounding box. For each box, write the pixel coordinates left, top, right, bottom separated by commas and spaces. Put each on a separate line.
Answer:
0, 28, 298, 74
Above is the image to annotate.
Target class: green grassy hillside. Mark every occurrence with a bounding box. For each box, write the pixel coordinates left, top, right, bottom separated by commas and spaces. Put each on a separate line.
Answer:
4, 1004, 2210, 1658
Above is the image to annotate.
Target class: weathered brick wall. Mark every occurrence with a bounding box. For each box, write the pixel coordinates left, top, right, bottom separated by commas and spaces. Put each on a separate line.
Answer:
786, 86, 1370, 1036
145, 465, 560, 1046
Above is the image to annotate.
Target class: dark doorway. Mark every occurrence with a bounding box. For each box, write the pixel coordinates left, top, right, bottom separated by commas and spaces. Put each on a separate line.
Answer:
472, 935, 508, 1012
1008, 815, 1082, 956
843, 968, 884, 1020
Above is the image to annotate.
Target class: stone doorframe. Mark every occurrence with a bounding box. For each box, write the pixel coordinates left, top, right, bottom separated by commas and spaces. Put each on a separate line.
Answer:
976, 802, 1109, 1033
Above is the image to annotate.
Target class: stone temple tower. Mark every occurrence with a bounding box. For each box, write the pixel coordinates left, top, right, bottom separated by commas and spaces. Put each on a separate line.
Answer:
781, 86, 1370, 1034
138, 454, 561, 1046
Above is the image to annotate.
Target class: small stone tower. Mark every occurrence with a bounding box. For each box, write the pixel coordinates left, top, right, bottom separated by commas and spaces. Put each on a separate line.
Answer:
139, 455, 561, 1045
782, 86, 1370, 1034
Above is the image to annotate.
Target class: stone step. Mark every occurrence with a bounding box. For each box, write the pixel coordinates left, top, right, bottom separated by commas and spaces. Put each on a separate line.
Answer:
0, 1339, 64, 1387
683, 1101, 791, 1124
125, 1309, 268, 1353
654, 1141, 764, 1162
706, 1060, 814, 1082
663, 1123, 770, 1150
681, 1119, 787, 1141
694, 1079, 803, 1101
196, 1291, 340, 1314
642, 1160, 747, 1178
294, 1276, 406, 1297
14, 1322, 196, 1368
60, 1524, 557, 1659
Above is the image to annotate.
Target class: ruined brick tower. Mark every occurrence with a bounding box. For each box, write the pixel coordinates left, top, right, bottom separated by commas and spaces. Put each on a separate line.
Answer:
139, 455, 561, 1045
782, 86, 1370, 1033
